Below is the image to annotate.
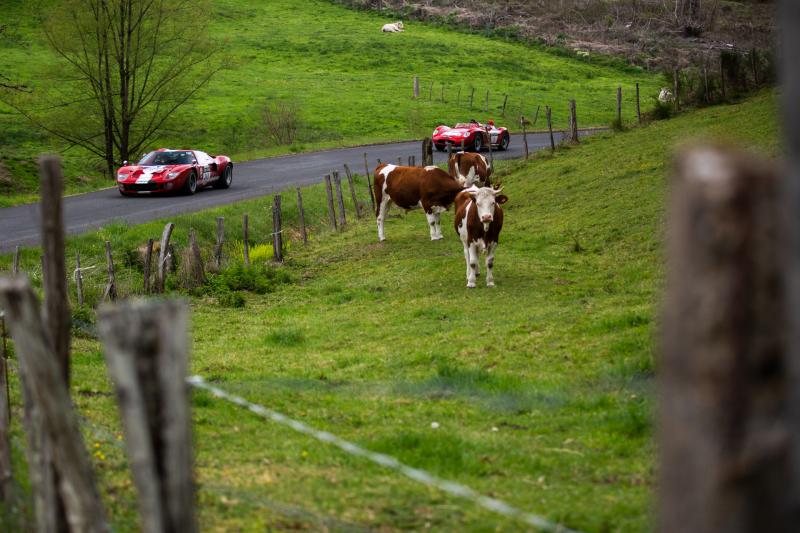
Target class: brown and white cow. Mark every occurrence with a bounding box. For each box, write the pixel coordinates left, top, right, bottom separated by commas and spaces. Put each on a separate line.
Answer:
374, 164, 464, 242
453, 186, 508, 288
448, 151, 491, 187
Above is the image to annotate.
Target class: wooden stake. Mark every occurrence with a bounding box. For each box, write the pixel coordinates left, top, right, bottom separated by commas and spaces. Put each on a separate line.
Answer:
532, 104, 540, 126
616, 86, 622, 126
272, 195, 283, 262
502, 94, 508, 116
521, 115, 529, 160
324, 175, 337, 230
0, 277, 109, 533
102, 241, 116, 302
569, 99, 579, 143
636, 82, 642, 123
296, 187, 308, 244
143, 239, 154, 294
12, 246, 19, 275
333, 171, 346, 228
184, 229, 205, 287
75, 252, 84, 307
661, 146, 785, 532
344, 164, 361, 218
469, 87, 475, 109
484, 90, 489, 112
546, 106, 555, 152
157, 222, 175, 290
422, 138, 432, 166
98, 299, 196, 533
242, 215, 250, 267
214, 217, 224, 270
413, 76, 419, 99
456, 86, 461, 105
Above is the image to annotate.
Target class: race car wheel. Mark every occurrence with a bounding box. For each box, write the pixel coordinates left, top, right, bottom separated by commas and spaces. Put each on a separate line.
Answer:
472, 135, 483, 152
434, 143, 445, 152
183, 172, 197, 195
214, 165, 233, 189
498, 134, 510, 151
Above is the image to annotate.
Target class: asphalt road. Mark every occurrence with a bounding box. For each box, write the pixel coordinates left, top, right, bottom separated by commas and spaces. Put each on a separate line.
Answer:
0, 130, 586, 251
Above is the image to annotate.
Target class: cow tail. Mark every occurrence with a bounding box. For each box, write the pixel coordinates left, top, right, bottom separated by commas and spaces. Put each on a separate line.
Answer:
373, 172, 384, 218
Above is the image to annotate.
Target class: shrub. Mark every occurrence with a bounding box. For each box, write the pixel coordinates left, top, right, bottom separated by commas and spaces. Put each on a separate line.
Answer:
71, 305, 97, 338
217, 290, 246, 308
261, 99, 301, 145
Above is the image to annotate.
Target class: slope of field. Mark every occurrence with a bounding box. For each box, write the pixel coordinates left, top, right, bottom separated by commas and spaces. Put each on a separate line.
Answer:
1, 92, 779, 531
0, 0, 660, 205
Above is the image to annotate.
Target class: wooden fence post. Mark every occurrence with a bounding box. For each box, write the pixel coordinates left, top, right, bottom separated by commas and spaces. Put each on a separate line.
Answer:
397, 157, 402, 166
242, 215, 250, 267
521, 115, 529, 160
456, 86, 461, 105
12, 247, 19, 276
296, 187, 308, 244
447, 142, 452, 159
363, 152, 370, 180
413, 76, 419, 99
75, 252, 84, 307
0, 277, 109, 532
343, 164, 361, 219
487, 128, 494, 171
484, 90, 489, 112
102, 241, 116, 302
569, 99, 579, 143
469, 87, 475, 109
157, 222, 175, 291
97, 299, 196, 533
502, 94, 508, 116
272, 195, 283, 262
616, 86, 622, 126
214, 217, 224, 270
636, 82, 642, 123
0, 312, 11, 503
143, 238, 154, 294
661, 146, 789, 532
460, 139, 465, 152
532, 104, 540, 126
39, 155, 70, 383
422, 138, 432, 166
324, 175, 337, 230
184, 229, 205, 288
333, 171, 347, 228
546, 106, 555, 152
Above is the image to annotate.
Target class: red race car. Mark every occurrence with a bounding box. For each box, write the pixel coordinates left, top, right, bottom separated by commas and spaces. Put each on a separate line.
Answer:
432, 120, 510, 152
116, 148, 233, 196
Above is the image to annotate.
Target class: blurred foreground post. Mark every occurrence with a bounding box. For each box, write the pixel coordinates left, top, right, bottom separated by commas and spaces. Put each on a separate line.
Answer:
660, 146, 796, 532
98, 299, 195, 533
0, 312, 11, 503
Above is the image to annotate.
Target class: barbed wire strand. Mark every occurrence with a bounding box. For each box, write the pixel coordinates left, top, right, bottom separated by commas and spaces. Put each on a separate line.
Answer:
186, 375, 583, 533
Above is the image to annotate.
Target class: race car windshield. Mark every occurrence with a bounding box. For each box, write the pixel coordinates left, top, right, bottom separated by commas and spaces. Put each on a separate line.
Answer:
138, 151, 195, 166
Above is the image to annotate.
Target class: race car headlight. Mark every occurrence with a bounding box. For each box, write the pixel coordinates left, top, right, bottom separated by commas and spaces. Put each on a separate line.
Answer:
166, 171, 180, 180
116, 172, 128, 182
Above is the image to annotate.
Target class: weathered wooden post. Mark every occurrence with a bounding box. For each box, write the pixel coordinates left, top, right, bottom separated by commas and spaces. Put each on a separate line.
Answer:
546, 106, 555, 152
636, 82, 642, 123
271, 195, 283, 262
343, 164, 361, 219
333, 171, 347, 228
157, 222, 175, 291
324, 174, 337, 230
422, 138, 432, 166
98, 299, 196, 533
460, 139, 465, 152
469, 87, 475, 109
661, 145, 790, 533
616, 86, 622, 126
0, 277, 109, 532
501, 94, 508, 116
397, 157, 402, 166
242, 215, 250, 267
214, 217, 224, 270
184, 229, 205, 288
102, 241, 116, 302
569, 99, 579, 143
532, 104, 541, 126
521, 115, 529, 160
0, 311, 11, 503
484, 90, 489, 112
413, 76, 419, 99
75, 252, 84, 307
363, 152, 370, 179
12, 247, 19, 275
143, 238, 154, 294
296, 187, 308, 244
456, 86, 461, 105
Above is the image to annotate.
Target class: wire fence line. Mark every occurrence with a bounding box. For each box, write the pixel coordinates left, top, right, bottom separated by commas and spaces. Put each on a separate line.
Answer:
186, 375, 583, 533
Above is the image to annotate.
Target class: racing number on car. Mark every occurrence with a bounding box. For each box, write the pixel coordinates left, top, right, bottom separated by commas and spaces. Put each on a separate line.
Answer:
202, 166, 212, 183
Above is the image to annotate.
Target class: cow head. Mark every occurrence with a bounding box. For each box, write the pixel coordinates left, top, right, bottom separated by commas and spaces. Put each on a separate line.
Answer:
468, 186, 508, 232
396, 21, 404, 29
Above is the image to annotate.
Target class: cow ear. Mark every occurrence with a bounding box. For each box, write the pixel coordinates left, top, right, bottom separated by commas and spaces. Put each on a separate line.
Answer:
496, 195, 508, 204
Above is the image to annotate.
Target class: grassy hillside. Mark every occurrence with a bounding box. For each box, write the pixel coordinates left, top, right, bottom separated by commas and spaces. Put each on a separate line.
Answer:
0, 0, 661, 205
0, 92, 779, 531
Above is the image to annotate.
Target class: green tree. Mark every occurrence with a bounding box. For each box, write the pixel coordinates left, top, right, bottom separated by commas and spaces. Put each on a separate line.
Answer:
3, 0, 219, 178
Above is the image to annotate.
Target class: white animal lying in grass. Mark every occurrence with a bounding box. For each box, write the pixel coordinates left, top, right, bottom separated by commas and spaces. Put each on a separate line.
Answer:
658, 88, 675, 103
381, 21, 404, 32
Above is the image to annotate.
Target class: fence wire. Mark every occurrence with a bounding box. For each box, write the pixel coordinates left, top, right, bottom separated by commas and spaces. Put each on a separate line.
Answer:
186, 375, 583, 533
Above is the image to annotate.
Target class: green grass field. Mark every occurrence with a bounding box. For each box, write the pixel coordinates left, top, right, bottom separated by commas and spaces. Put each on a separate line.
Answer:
0, 0, 662, 206
0, 92, 779, 531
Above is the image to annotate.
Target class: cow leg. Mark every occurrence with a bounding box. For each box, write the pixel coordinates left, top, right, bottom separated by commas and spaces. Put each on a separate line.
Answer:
377, 196, 391, 242
467, 243, 479, 288
428, 206, 445, 240
462, 242, 471, 282
425, 210, 440, 240
485, 242, 498, 287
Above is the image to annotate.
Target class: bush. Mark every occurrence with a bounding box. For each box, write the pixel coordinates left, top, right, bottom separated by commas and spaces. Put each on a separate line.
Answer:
647, 98, 673, 121
205, 263, 293, 296
217, 290, 246, 308
71, 305, 97, 338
